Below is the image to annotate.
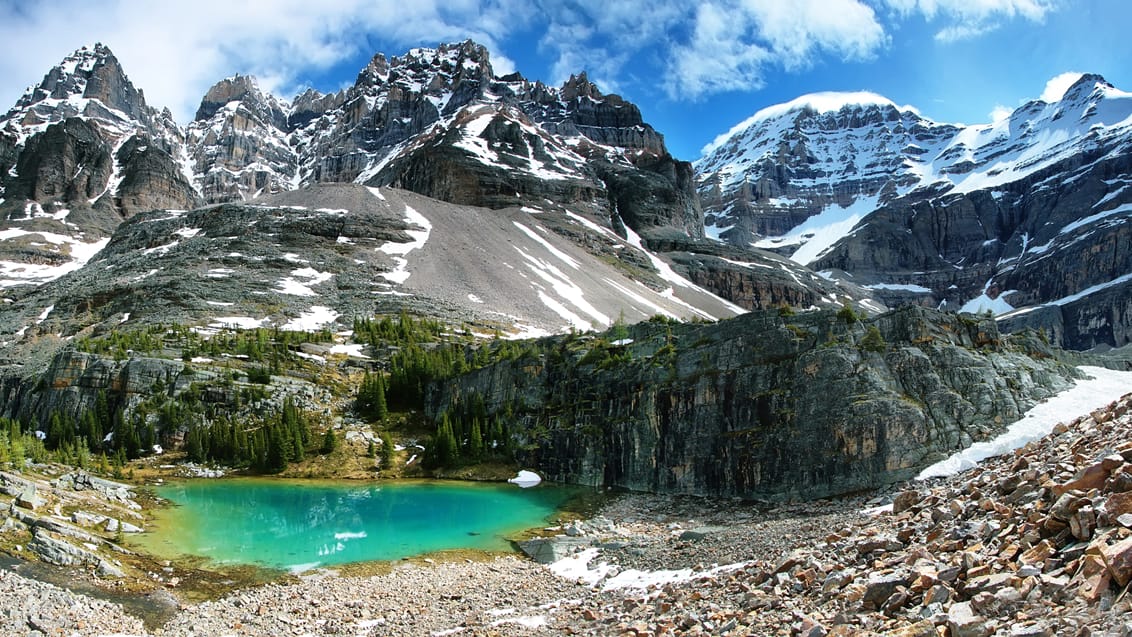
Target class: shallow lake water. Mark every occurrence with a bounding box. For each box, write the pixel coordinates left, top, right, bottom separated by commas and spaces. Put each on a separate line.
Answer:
134, 478, 576, 572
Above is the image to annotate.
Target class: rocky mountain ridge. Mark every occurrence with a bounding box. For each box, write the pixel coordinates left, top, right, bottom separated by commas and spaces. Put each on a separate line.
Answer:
0, 41, 873, 361
697, 76, 1132, 349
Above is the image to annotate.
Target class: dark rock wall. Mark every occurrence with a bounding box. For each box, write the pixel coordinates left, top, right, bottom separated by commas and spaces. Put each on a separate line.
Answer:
427, 306, 1076, 500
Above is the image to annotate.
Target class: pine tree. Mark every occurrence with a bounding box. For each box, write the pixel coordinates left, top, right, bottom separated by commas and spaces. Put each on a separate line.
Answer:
321, 427, 338, 454
186, 427, 205, 463
380, 432, 394, 467
467, 418, 484, 462
433, 414, 459, 468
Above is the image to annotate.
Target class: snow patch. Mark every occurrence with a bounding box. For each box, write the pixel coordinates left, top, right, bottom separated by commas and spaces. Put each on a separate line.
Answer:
282, 306, 339, 331
508, 470, 542, 488
375, 198, 431, 285
917, 366, 1132, 479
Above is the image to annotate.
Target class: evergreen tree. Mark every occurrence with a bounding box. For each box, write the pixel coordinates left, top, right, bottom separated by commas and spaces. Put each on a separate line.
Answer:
186, 426, 205, 463
380, 432, 394, 468
321, 428, 338, 454
265, 424, 289, 473
432, 413, 459, 468
467, 418, 484, 462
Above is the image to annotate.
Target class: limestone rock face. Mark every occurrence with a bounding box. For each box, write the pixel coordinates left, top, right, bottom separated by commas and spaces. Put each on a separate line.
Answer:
426, 305, 1077, 500
7, 117, 113, 203
187, 74, 297, 202
110, 133, 199, 216
2, 349, 185, 430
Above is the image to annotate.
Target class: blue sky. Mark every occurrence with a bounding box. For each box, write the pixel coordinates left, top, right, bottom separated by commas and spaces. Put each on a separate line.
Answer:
1, 0, 1129, 161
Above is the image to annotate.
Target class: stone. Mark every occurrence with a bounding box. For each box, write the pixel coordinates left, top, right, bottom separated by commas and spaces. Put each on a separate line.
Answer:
679, 527, 724, 542
964, 573, 1014, 595
1106, 492, 1132, 519
71, 511, 108, 527
892, 490, 921, 514
881, 620, 936, 637
16, 485, 43, 511
947, 601, 990, 637
862, 573, 909, 610
1018, 539, 1055, 565
1100, 536, 1132, 587
516, 537, 591, 565
1077, 554, 1112, 602
1009, 623, 1053, 637
922, 584, 951, 606
1050, 492, 1087, 521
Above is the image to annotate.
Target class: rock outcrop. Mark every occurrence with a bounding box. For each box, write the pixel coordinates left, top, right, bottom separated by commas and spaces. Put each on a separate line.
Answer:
427, 305, 1079, 500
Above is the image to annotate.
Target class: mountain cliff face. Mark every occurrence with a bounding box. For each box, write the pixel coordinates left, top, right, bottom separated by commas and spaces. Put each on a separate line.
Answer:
697, 77, 1132, 349
426, 305, 1078, 500
0, 44, 200, 292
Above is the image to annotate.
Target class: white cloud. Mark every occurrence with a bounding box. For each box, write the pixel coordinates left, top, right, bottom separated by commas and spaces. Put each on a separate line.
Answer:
882, 0, 1057, 42
1039, 71, 1085, 103
0, 0, 532, 124
0, 0, 1075, 126
663, 0, 886, 99
988, 104, 1013, 122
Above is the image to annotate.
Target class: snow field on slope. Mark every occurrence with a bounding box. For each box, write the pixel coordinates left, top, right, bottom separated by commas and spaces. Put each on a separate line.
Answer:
0, 236, 109, 289
371, 187, 432, 285
917, 366, 1132, 480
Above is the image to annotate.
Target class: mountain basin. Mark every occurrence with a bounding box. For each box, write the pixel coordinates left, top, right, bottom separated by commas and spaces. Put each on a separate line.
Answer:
132, 478, 578, 572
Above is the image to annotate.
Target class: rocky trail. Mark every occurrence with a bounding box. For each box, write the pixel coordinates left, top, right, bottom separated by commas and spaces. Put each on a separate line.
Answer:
2, 390, 1132, 635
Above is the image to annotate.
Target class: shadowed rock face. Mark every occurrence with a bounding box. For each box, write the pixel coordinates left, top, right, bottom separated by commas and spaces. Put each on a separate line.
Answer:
8, 118, 113, 203
426, 305, 1077, 500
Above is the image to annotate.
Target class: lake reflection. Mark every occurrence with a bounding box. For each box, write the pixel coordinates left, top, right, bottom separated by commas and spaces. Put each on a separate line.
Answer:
136, 479, 571, 571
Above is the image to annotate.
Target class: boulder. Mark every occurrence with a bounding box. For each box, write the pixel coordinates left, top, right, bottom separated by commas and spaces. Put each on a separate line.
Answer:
16, 485, 43, 511
516, 537, 591, 564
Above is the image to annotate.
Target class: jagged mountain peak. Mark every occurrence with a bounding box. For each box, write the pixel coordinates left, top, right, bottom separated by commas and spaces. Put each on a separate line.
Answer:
698, 91, 920, 160
193, 74, 284, 122
354, 39, 494, 94
5, 42, 148, 127
560, 72, 603, 101
1059, 72, 1113, 101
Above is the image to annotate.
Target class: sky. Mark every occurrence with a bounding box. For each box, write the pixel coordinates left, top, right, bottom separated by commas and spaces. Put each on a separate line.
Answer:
1, 0, 1129, 161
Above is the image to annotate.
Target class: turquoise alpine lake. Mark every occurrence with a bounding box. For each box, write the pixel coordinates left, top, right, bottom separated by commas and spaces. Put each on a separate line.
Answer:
134, 479, 577, 571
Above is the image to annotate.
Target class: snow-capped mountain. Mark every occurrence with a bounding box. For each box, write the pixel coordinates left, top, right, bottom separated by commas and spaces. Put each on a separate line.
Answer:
186, 41, 701, 238
0, 41, 870, 354
697, 75, 1132, 348
0, 44, 199, 290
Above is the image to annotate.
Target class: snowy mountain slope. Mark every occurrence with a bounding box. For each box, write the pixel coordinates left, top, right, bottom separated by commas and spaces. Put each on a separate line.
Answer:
0, 184, 745, 363
697, 74, 1132, 348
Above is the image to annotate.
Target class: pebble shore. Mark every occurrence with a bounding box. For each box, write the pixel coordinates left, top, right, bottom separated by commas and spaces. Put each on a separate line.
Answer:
3, 392, 1132, 636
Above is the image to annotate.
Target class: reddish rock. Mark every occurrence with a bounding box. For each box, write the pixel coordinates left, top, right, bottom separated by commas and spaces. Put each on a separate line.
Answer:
1100, 535, 1132, 587
1077, 554, 1112, 602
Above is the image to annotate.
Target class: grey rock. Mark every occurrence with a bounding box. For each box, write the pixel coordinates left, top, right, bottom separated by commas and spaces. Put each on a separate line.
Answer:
516, 537, 591, 565
678, 526, 725, 541
16, 485, 43, 511
28, 528, 101, 567
862, 572, 910, 610
947, 601, 990, 637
